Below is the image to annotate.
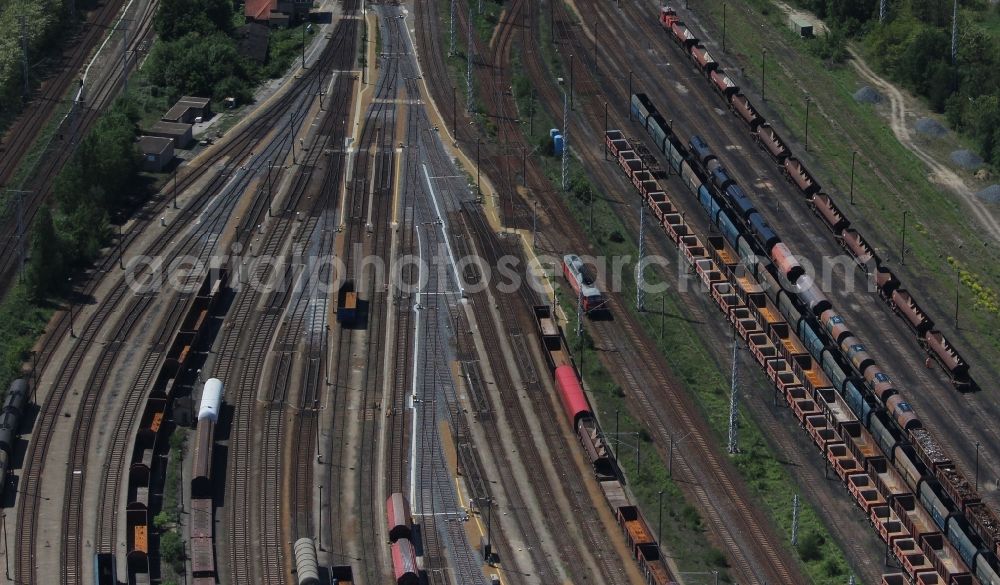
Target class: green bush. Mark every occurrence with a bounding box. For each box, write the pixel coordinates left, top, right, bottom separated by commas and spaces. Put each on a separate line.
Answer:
160, 530, 184, 571
797, 531, 825, 562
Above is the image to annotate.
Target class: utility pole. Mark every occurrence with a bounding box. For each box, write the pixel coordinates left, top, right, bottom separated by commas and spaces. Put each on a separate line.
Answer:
452, 86, 457, 137
627, 70, 633, 120
951, 0, 958, 65
476, 138, 481, 197
289, 111, 297, 164
9, 190, 28, 280
531, 201, 537, 248
466, 5, 474, 113
975, 441, 980, 491
549, 0, 554, 43
450, 0, 456, 55
657, 490, 664, 543
19, 16, 29, 97
636, 193, 645, 311
761, 49, 767, 102
727, 329, 739, 454
267, 159, 274, 216
561, 91, 568, 191
791, 494, 800, 546
569, 53, 574, 110
576, 284, 583, 338
603, 102, 608, 160
849, 151, 857, 205
301, 22, 306, 68
117, 219, 124, 269
804, 96, 811, 151
954, 263, 960, 329
589, 189, 594, 234
900, 210, 908, 265
722, 3, 727, 53
120, 20, 129, 94
660, 295, 665, 339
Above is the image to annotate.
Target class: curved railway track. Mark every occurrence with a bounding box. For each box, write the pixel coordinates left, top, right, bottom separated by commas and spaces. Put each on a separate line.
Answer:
0, 0, 130, 184
14, 16, 346, 583
415, 0, 806, 583
0, 0, 158, 292
210, 17, 361, 585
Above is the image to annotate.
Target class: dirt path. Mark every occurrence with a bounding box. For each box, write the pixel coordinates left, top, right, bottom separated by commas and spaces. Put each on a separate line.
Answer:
771, 0, 1000, 243
847, 48, 1000, 242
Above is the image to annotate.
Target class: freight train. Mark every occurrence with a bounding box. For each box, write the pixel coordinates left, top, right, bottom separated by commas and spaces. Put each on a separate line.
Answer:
120, 268, 227, 585
532, 305, 677, 585
657, 5, 972, 391
0, 378, 28, 502
620, 89, 1000, 582
190, 378, 223, 585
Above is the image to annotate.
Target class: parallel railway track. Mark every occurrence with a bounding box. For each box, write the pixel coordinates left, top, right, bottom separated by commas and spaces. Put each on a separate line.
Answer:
0, 0, 158, 292
15, 10, 352, 583
212, 15, 361, 584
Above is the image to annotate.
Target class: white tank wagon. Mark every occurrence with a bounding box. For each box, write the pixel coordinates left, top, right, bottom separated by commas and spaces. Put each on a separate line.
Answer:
293, 537, 320, 585
198, 378, 223, 422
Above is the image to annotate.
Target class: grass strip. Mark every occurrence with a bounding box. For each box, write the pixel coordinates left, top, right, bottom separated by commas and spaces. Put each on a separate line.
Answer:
689, 0, 1000, 355
514, 12, 854, 582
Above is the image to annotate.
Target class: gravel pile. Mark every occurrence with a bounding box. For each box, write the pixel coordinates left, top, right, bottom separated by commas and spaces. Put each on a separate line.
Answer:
977, 185, 1000, 203
853, 86, 881, 104
915, 117, 947, 137
951, 149, 984, 169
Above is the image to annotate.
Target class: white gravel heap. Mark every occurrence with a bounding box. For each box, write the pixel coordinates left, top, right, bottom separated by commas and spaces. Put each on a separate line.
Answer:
853, 86, 881, 104
951, 149, 984, 169
914, 117, 947, 137
977, 184, 1000, 203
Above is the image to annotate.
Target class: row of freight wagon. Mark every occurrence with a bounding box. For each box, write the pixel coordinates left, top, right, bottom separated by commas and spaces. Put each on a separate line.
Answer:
106, 268, 227, 585
625, 87, 1000, 577
532, 305, 678, 585
605, 121, 1000, 584
656, 5, 971, 390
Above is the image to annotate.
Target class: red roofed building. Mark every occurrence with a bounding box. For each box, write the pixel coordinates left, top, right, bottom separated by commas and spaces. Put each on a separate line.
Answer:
244, 0, 310, 26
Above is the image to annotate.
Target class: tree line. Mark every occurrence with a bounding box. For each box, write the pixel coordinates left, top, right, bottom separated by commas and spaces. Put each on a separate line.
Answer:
793, 0, 1000, 168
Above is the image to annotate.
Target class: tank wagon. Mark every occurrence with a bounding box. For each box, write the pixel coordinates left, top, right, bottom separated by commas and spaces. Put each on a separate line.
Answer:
294, 538, 321, 585
0, 378, 29, 501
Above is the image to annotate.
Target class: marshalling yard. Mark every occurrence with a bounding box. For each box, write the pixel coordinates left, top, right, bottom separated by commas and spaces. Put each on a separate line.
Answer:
0, 1, 999, 585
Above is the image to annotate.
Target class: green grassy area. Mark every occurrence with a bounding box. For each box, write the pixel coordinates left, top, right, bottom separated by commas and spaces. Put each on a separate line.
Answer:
688, 0, 1000, 357
436, 0, 497, 136
555, 293, 734, 580
0, 284, 54, 400
3, 80, 76, 190
465, 0, 503, 45
510, 13, 855, 583
155, 429, 188, 582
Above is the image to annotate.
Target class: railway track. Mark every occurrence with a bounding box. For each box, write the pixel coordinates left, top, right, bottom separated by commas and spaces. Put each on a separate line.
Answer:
14, 11, 352, 582
414, 3, 642, 584
501, 2, 810, 582
0, 0, 130, 184
212, 23, 361, 585
355, 13, 402, 584
0, 0, 158, 292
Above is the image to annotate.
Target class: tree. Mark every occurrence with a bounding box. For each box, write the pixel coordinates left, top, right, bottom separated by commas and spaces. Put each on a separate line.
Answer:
797, 531, 825, 562
160, 530, 185, 571
25, 206, 64, 300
